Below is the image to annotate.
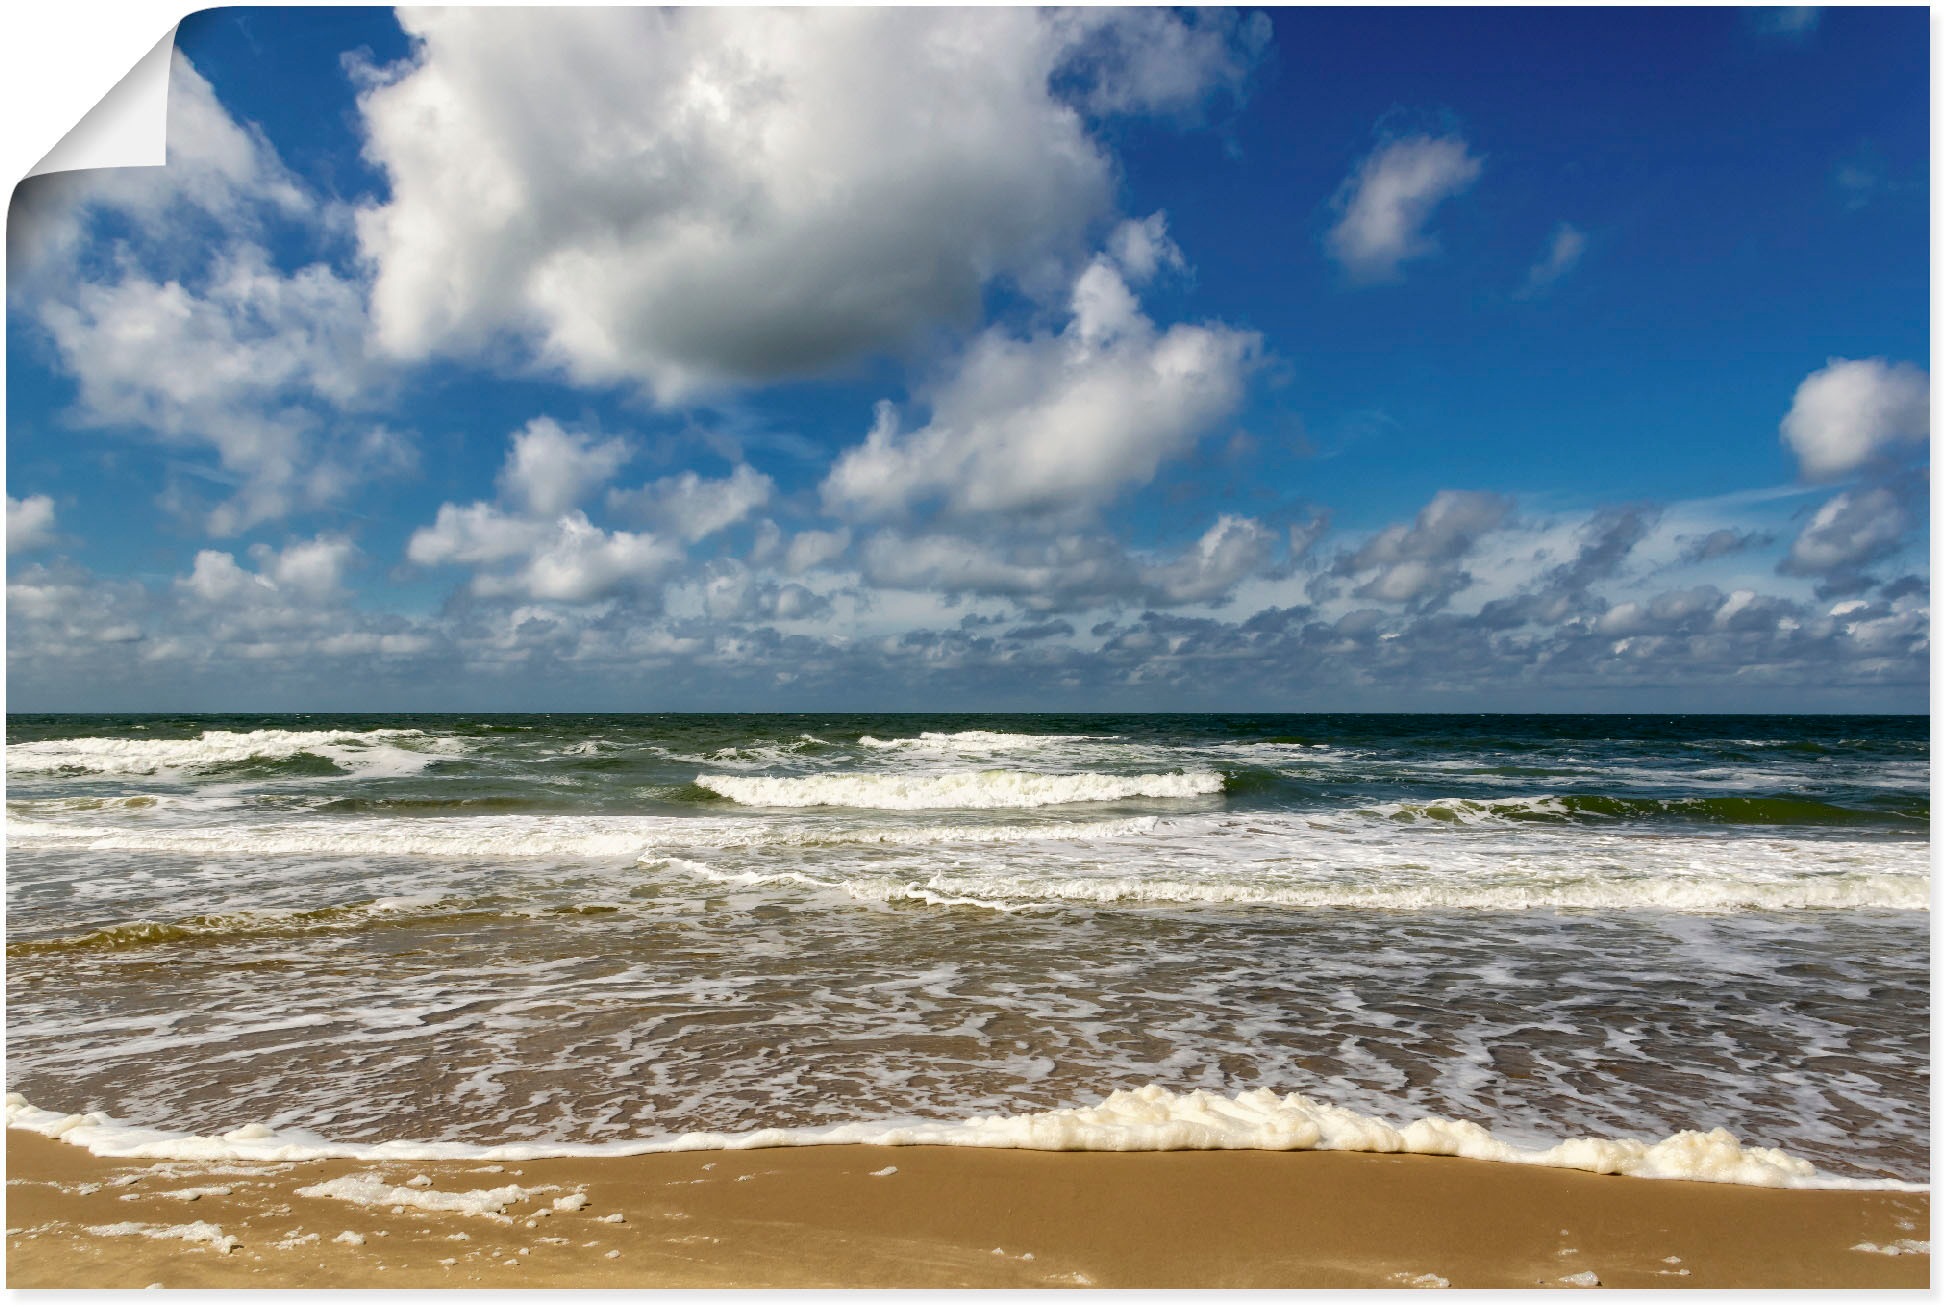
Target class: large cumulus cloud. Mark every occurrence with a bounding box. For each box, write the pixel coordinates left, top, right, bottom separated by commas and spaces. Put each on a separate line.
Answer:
352, 8, 1268, 400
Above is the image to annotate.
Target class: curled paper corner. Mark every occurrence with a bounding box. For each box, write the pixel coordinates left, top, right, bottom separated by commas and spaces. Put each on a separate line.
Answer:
26, 25, 180, 180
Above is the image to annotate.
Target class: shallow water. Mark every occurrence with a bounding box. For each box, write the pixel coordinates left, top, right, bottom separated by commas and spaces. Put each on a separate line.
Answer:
5, 712, 1929, 1183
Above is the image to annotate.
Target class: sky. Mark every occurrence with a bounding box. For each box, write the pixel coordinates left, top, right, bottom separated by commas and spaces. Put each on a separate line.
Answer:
3, 5, 1930, 712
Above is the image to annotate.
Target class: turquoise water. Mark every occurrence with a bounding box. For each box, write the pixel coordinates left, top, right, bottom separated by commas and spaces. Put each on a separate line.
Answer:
5, 713, 1929, 1181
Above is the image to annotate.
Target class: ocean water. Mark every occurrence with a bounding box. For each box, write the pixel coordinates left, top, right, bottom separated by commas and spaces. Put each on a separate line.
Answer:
4, 713, 1929, 1186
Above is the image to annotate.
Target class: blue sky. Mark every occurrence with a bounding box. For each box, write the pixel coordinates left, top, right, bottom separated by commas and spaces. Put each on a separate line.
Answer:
5, 5, 1929, 711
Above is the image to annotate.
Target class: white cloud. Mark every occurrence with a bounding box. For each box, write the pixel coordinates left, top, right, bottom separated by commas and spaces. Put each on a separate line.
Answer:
1334, 489, 1512, 605
406, 502, 551, 567
1779, 486, 1907, 577
498, 418, 631, 517
179, 549, 274, 606
1107, 212, 1186, 284
409, 422, 682, 605
7, 495, 56, 553
35, 244, 379, 536
251, 535, 357, 603
608, 464, 773, 543
470, 514, 681, 605
9, 53, 307, 283
1145, 514, 1279, 604
1517, 223, 1586, 298
14, 54, 403, 537
1045, 7, 1269, 117
352, 8, 1260, 400
861, 530, 1135, 609
1326, 134, 1483, 282
858, 513, 1277, 611
823, 257, 1258, 520
1779, 357, 1929, 481
784, 528, 853, 575
175, 535, 358, 620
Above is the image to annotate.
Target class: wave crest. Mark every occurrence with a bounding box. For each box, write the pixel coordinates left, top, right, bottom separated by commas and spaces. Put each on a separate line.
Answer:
6, 729, 448, 779
2, 1085, 1917, 1189
694, 769, 1224, 810
656, 857, 1930, 913
1365, 793, 1926, 828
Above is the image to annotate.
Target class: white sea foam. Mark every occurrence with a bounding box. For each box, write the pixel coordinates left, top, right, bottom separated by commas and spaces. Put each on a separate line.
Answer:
6, 729, 450, 779
694, 769, 1225, 810
857, 730, 1110, 752
656, 857, 1931, 913
5, 1088, 1918, 1190
295, 1173, 553, 1222
3, 813, 1165, 860
84, 1220, 240, 1253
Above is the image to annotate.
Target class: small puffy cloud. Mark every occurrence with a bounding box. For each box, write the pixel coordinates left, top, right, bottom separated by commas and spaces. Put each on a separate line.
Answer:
1596, 586, 1725, 637
1107, 212, 1186, 284
498, 418, 630, 517
608, 464, 773, 543
823, 257, 1258, 520
7, 495, 56, 554
1679, 527, 1771, 564
407, 502, 551, 567
784, 528, 853, 575
179, 549, 273, 606
1144, 514, 1279, 605
470, 514, 681, 605
1326, 134, 1482, 282
1779, 357, 1929, 481
1553, 504, 1659, 590
178, 535, 356, 608
409, 424, 680, 605
251, 536, 357, 602
1045, 7, 1269, 117
353, 8, 1263, 400
693, 560, 834, 623
1516, 223, 1586, 298
1335, 489, 1512, 606
1778, 486, 1907, 580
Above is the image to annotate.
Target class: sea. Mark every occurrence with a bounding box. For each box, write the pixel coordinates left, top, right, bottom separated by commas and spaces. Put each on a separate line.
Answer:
3, 713, 1929, 1187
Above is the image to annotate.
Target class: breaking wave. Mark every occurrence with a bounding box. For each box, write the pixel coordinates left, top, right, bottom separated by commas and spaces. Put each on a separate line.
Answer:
856, 730, 1113, 751
5, 729, 451, 779
4, 813, 1166, 860
2, 1085, 1919, 1190
653, 857, 1931, 914
694, 768, 1226, 810
1365, 793, 1927, 828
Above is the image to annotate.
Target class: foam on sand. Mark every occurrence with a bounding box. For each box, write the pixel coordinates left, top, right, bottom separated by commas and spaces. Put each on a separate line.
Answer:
5, 1087, 1922, 1191
694, 769, 1225, 810
295, 1173, 555, 1222
83, 1220, 240, 1253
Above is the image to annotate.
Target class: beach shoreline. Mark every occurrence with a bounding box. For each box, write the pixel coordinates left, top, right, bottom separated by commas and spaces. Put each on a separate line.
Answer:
6, 1126, 1929, 1289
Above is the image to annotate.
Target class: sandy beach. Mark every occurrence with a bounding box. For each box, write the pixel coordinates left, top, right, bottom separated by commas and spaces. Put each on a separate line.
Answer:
6, 1127, 1928, 1289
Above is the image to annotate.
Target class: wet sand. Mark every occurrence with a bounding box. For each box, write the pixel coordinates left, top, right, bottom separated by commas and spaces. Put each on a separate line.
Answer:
5, 1127, 1929, 1289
